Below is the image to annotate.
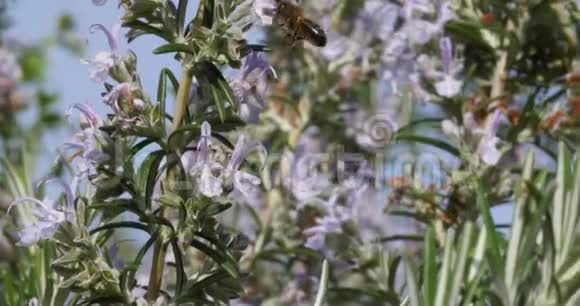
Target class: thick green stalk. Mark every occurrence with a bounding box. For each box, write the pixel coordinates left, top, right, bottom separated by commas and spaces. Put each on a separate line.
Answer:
147, 66, 193, 301
172, 67, 194, 131
146, 235, 168, 302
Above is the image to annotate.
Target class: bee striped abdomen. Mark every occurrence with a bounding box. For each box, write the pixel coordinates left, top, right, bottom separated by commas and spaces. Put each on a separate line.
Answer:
301, 19, 327, 47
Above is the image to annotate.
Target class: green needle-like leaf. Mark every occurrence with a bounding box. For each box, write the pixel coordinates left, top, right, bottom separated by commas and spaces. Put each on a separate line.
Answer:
405, 257, 421, 306
314, 260, 330, 306
423, 228, 437, 306
153, 43, 196, 55
177, 0, 189, 35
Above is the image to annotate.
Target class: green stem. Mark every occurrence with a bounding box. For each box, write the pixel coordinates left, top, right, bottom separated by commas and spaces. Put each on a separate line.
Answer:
146, 233, 168, 302
146, 66, 193, 302
172, 67, 194, 131
486, 16, 518, 129
490, 51, 508, 103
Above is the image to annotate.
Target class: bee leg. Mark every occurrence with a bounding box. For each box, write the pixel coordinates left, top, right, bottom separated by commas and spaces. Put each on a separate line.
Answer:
284, 30, 298, 45
292, 32, 304, 46
283, 32, 294, 44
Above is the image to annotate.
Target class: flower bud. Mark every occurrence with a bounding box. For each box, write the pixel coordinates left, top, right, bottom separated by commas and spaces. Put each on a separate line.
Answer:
124, 50, 138, 75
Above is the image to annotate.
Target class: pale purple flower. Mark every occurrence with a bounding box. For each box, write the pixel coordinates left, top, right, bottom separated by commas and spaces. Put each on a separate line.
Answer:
436, 0, 456, 27
303, 231, 326, 252
380, 0, 456, 98
288, 152, 332, 204
82, 23, 121, 83
349, 183, 391, 241
442, 110, 505, 166
400, 0, 433, 45
189, 122, 266, 199
478, 136, 502, 165
303, 215, 342, 251
292, 181, 330, 206
320, 35, 351, 62
131, 272, 149, 299
406, 22, 438, 47
224, 134, 267, 202
329, 174, 389, 243
10, 199, 65, 247
381, 33, 425, 97
7, 178, 74, 246
359, 0, 399, 41
63, 103, 111, 178
28, 298, 39, 306
281, 127, 332, 204
435, 37, 463, 97
103, 82, 131, 113
280, 268, 319, 306
322, 35, 377, 87
382, 32, 410, 65
232, 52, 277, 123
197, 165, 223, 199
190, 122, 224, 197
477, 110, 504, 165
304, 194, 352, 252
300, 161, 400, 248
402, 0, 432, 17
84, 51, 115, 82
65, 102, 102, 128
402, 0, 455, 45
417, 37, 463, 97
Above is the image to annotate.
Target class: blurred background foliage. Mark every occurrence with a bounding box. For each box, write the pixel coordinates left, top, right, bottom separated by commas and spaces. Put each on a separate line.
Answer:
0, 0, 85, 304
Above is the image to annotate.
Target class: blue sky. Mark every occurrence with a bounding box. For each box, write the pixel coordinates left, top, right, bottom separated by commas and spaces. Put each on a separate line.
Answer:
10, 0, 181, 108
9, 0, 180, 147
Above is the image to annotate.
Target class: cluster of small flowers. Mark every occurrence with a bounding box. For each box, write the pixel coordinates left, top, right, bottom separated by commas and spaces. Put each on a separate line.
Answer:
241, 0, 454, 253
279, 127, 423, 259
313, 0, 461, 96
181, 121, 267, 201
251, 0, 463, 150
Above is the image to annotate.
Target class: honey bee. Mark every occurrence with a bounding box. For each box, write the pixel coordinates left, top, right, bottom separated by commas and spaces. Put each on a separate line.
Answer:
274, 0, 327, 47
